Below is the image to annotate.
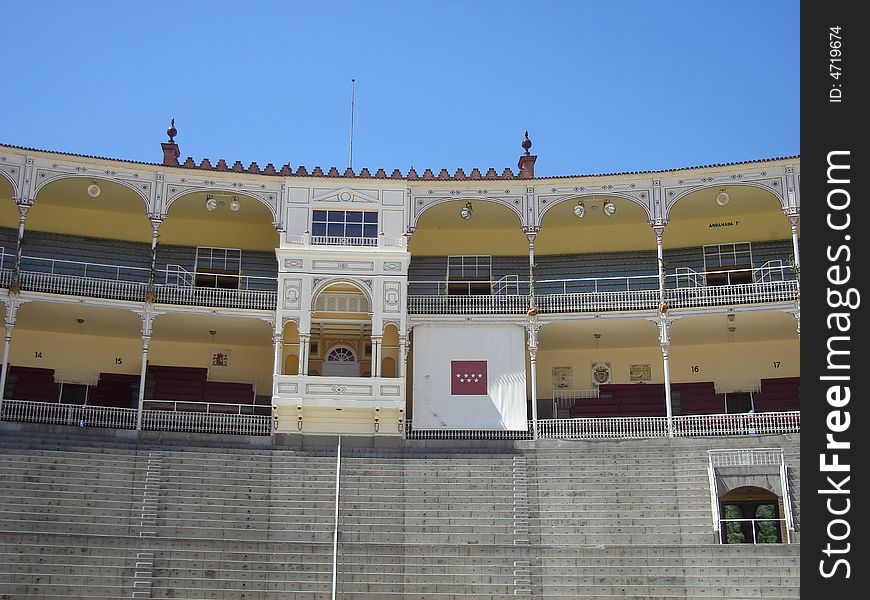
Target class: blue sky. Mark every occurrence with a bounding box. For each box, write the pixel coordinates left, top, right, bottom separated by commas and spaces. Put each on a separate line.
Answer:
0, 1, 799, 177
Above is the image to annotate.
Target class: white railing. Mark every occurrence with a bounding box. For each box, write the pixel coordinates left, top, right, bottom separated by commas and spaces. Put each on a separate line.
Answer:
407, 265, 798, 315
673, 411, 800, 436
404, 411, 800, 441
404, 422, 533, 440
0, 399, 271, 436
492, 274, 520, 296
144, 400, 262, 415
668, 279, 799, 308
3, 253, 279, 309
141, 409, 272, 436
537, 416, 671, 440
18, 270, 149, 301
407, 294, 529, 314
154, 284, 277, 310
708, 447, 784, 467
0, 399, 137, 429
311, 235, 378, 247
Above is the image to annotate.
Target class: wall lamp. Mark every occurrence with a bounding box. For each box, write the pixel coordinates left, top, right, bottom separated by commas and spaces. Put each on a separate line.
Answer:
87, 182, 102, 198
205, 195, 241, 212
602, 199, 616, 216
716, 189, 731, 206
572, 201, 586, 219
459, 202, 473, 220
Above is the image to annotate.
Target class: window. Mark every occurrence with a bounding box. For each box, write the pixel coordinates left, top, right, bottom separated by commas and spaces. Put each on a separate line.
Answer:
327, 347, 356, 363
195, 247, 242, 289
446, 255, 492, 295
311, 210, 378, 244
703, 243, 753, 286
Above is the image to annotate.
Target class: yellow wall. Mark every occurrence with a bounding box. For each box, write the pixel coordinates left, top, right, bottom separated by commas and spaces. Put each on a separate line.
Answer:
26, 206, 152, 243
9, 330, 142, 383
8, 328, 273, 393
663, 213, 792, 248
535, 338, 799, 398
159, 218, 278, 251
410, 228, 528, 256
535, 222, 657, 254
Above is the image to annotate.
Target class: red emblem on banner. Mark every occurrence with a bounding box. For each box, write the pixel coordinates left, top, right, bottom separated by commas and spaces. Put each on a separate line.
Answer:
451, 360, 488, 395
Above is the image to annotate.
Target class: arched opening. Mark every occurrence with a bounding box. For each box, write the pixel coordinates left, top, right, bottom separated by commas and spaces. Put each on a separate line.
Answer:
28, 177, 151, 242
0, 177, 18, 275
409, 199, 527, 300
664, 185, 796, 288
381, 323, 400, 378
282, 320, 300, 376
161, 191, 279, 294
720, 485, 783, 544
309, 281, 372, 378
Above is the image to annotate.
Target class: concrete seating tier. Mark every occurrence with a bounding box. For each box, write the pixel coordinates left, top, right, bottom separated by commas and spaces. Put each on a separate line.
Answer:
0, 429, 800, 599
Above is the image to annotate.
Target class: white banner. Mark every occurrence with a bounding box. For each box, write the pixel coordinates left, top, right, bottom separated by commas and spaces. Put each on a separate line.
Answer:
412, 324, 527, 430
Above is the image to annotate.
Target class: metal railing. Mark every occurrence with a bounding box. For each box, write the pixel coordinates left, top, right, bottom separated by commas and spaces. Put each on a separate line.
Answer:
0, 253, 278, 310
311, 235, 378, 247
708, 447, 784, 467
0, 399, 137, 429
0, 399, 272, 436
718, 518, 790, 544
405, 411, 800, 441
144, 399, 264, 415
141, 409, 271, 436
407, 264, 798, 315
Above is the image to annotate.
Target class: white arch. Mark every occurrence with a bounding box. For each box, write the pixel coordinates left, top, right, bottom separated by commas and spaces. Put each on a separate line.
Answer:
32, 173, 150, 211
166, 187, 278, 221
664, 181, 785, 220
311, 278, 373, 312
537, 191, 652, 226
0, 167, 18, 199
411, 196, 524, 229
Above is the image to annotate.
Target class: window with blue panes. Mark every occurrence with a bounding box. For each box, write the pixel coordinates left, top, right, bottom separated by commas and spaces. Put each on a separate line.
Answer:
312, 210, 379, 239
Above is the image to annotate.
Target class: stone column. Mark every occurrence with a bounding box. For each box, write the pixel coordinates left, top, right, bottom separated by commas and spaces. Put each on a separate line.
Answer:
272, 329, 284, 375
371, 335, 383, 378
657, 315, 674, 438
298, 333, 311, 376
0, 302, 18, 408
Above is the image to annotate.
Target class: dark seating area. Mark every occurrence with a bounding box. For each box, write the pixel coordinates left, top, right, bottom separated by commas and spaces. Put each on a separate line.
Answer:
570, 384, 666, 418
753, 376, 800, 412
87, 373, 140, 408
673, 381, 725, 415
147, 365, 254, 408
5, 366, 60, 403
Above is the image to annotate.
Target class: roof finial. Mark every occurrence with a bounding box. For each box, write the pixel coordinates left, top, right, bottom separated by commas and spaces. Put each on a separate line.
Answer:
167, 118, 177, 142
522, 130, 532, 156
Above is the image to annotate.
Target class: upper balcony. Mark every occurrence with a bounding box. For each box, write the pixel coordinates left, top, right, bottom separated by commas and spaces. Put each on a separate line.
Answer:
1, 250, 277, 311
284, 231, 408, 251
408, 261, 798, 316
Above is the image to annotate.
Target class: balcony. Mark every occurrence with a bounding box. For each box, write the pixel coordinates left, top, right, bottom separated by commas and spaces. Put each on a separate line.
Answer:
284, 232, 408, 250
1, 253, 278, 311
408, 262, 798, 316
272, 375, 405, 409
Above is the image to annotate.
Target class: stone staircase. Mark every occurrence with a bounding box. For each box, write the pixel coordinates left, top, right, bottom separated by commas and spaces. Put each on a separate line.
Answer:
0, 428, 800, 599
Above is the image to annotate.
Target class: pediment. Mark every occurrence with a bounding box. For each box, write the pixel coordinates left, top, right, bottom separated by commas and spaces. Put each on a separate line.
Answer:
312, 187, 379, 205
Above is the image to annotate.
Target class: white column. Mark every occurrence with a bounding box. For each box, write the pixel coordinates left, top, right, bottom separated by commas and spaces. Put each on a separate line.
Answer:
299, 333, 310, 376
527, 320, 540, 440
524, 228, 538, 314
653, 224, 667, 305
397, 335, 408, 378
11, 203, 31, 289
371, 335, 383, 378
658, 317, 674, 438
0, 312, 16, 407
135, 311, 154, 431
272, 330, 284, 375
786, 213, 800, 270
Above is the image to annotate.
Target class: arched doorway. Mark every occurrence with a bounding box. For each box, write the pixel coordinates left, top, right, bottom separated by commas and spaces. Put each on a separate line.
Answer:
323, 345, 359, 377
720, 485, 783, 544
